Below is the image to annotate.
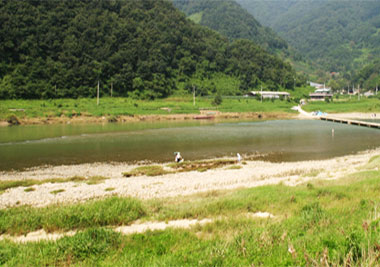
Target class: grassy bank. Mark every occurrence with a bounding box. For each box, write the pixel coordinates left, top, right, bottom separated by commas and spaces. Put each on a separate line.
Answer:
0, 96, 296, 123
303, 97, 380, 113
1, 155, 380, 265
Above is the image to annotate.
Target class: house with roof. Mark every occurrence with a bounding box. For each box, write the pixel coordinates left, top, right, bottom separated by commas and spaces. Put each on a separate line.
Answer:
309, 85, 333, 101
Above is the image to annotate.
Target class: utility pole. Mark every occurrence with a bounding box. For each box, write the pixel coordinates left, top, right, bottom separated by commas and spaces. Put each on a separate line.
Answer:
97, 80, 100, 106
193, 85, 196, 106
111, 82, 113, 97
260, 85, 263, 103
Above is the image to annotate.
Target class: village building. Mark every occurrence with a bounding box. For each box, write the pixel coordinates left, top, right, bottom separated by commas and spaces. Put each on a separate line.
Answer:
309, 92, 333, 101
247, 91, 290, 99
309, 82, 324, 88
364, 91, 374, 97
308, 82, 333, 101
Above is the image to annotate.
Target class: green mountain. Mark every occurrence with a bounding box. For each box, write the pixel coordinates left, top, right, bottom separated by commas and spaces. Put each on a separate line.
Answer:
0, 0, 296, 99
173, 0, 317, 82
237, 0, 380, 75
173, 0, 288, 52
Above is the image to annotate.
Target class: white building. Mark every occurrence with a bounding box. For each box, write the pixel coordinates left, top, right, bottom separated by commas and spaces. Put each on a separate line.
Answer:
248, 91, 290, 99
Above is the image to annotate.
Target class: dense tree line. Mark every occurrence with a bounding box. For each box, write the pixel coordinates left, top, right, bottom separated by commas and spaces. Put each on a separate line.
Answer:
0, 0, 296, 99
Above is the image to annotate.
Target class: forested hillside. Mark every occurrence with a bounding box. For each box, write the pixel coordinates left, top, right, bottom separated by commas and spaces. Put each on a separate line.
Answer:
0, 0, 296, 99
354, 60, 380, 90
173, 0, 287, 52
173, 0, 317, 83
237, 0, 380, 74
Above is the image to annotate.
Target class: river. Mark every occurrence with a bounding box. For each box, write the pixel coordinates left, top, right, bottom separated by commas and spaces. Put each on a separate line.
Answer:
0, 119, 379, 171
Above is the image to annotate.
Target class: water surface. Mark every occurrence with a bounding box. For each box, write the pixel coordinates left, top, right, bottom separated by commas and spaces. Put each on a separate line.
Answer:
1, 119, 379, 171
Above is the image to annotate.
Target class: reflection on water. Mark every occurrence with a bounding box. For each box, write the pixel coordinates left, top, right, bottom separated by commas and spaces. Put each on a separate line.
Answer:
0, 119, 380, 170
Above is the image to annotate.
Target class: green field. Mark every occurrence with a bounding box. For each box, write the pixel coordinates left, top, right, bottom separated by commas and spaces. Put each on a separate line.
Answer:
303, 96, 380, 113
1, 156, 380, 265
0, 96, 296, 121
2, 94, 380, 125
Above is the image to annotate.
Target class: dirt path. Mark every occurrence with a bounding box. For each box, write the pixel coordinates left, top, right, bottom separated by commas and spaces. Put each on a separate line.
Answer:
0, 218, 212, 243
0, 212, 275, 243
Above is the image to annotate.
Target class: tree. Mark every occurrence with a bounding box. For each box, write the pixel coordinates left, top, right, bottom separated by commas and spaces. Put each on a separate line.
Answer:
212, 93, 222, 106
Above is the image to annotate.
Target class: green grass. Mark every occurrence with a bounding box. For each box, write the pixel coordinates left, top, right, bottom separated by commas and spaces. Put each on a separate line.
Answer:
85, 176, 108, 185
3, 162, 380, 265
2, 94, 379, 124
123, 165, 171, 177
23, 187, 35, 192
104, 187, 115, 192
225, 165, 242, 170
123, 159, 239, 177
0, 176, 107, 193
0, 96, 297, 121
303, 97, 380, 113
0, 197, 145, 235
50, 189, 65, 195
168, 159, 237, 173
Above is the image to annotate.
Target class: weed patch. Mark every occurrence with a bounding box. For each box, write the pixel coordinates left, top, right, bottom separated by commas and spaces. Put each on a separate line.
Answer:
301, 168, 323, 177
0, 176, 107, 192
225, 165, 242, 170
105, 187, 115, 192
50, 189, 65, 195
86, 176, 108, 185
123, 159, 238, 177
24, 187, 35, 192
56, 228, 122, 263
168, 159, 236, 173
123, 165, 171, 177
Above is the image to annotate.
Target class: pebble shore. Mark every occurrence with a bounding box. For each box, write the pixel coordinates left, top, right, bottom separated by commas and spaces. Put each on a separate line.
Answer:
1, 149, 378, 209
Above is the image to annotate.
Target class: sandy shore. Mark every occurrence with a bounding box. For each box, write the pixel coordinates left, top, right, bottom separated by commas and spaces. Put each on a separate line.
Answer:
295, 106, 380, 120
1, 148, 378, 209
328, 112, 380, 119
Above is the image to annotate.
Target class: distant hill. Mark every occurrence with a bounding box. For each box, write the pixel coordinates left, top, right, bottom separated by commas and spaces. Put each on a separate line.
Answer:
237, 0, 380, 74
173, 0, 319, 82
173, 0, 288, 52
0, 0, 298, 99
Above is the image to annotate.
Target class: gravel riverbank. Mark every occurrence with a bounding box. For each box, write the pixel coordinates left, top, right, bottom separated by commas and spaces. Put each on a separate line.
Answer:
1, 148, 378, 209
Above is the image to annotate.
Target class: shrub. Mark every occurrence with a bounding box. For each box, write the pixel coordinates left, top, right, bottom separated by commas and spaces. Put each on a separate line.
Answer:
123, 165, 170, 177
212, 94, 223, 106
7, 115, 20, 126
56, 228, 122, 261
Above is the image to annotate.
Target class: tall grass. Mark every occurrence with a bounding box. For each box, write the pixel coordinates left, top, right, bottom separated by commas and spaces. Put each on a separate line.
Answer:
2, 168, 380, 265
0, 197, 145, 235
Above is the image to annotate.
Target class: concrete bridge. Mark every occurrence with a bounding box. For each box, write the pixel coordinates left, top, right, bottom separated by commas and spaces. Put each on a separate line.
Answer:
320, 116, 380, 129
293, 105, 380, 129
